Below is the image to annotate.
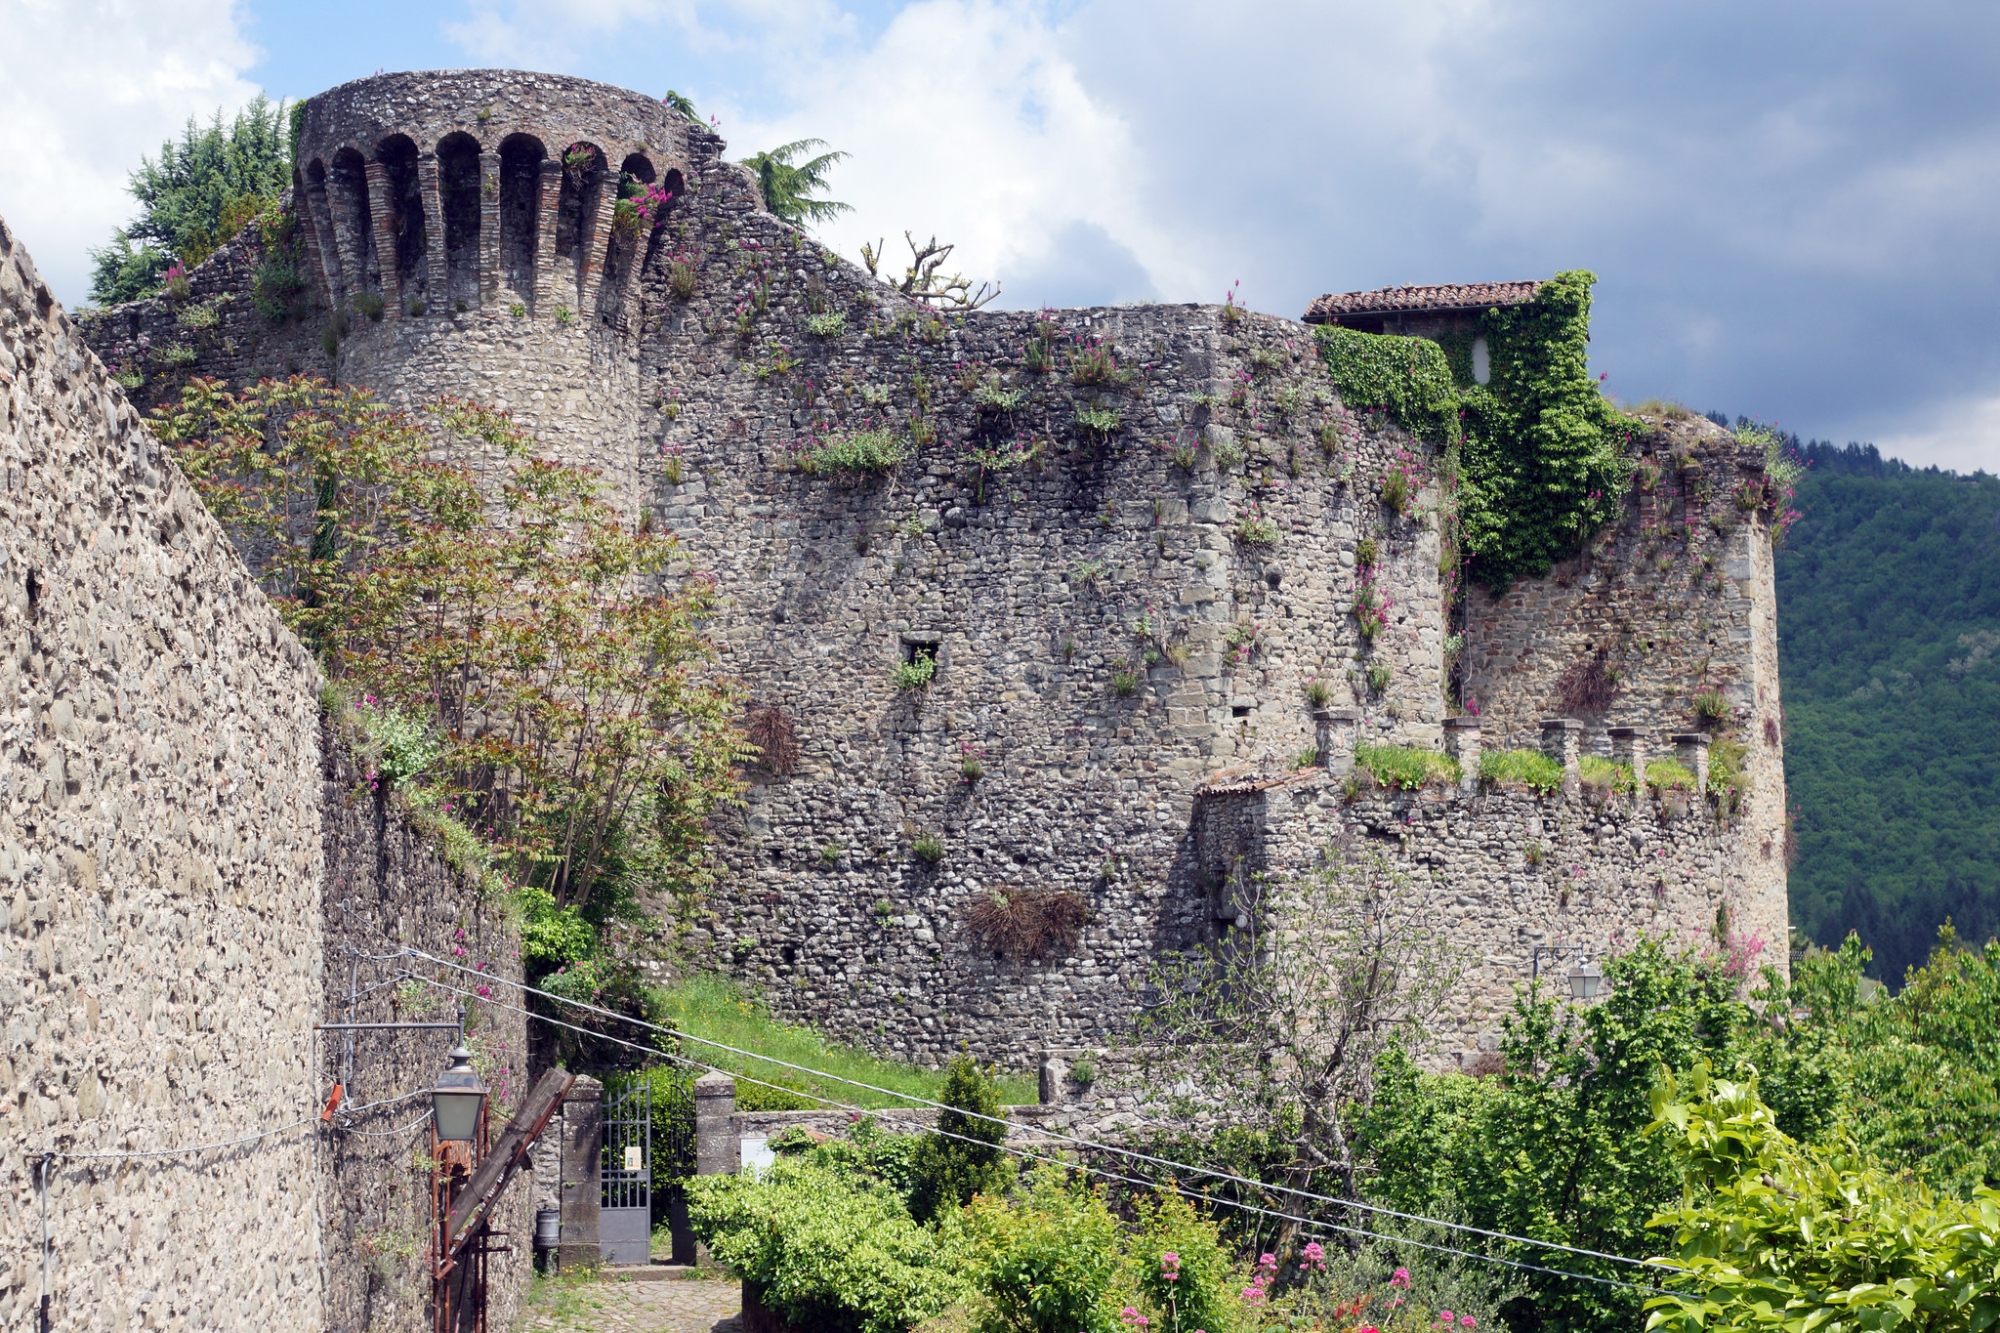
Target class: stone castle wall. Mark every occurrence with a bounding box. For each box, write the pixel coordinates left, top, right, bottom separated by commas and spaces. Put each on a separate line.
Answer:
76, 68, 1787, 1070
3, 213, 533, 1332
319, 715, 532, 1333
1459, 412, 1789, 969
0, 213, 328, 1328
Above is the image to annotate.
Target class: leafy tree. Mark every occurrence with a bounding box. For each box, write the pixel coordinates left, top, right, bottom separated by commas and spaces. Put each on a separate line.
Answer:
89, 96, 292, 304
741, 138, 851, 227
910, 1053, 1015, 1222
1643, 1062, 2000, 1333
1139, 840, 1464, 1215
153, 375, 748, 931
1362, 939, 1766, 1333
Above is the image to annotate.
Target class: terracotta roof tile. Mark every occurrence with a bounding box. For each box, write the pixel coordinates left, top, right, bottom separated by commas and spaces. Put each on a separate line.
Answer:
1302, 280, 1543, 324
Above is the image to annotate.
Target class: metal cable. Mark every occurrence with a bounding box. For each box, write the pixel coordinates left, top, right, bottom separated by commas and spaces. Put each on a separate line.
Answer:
390, 943, 1660, 1275
411, 970, 1671, 1295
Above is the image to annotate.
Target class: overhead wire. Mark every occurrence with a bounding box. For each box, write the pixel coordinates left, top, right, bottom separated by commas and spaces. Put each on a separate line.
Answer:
408, 967, 1673, 1295
389, 943, 1667, 1279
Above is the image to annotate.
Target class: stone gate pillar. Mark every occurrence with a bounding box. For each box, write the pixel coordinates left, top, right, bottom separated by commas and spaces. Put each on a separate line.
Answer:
557, 1075, 602, 1270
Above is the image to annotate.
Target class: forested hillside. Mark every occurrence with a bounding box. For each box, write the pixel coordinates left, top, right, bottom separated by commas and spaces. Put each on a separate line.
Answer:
1773, 440, 2000, 982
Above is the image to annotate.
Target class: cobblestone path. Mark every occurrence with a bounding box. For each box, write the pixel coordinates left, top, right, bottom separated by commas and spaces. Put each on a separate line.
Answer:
515, 1273, 743, 1333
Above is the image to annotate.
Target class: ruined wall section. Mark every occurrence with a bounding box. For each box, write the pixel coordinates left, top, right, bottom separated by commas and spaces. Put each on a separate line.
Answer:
628, 192, 1448, 1062
1190, 769, 1745, 1065
318, 716, 531, 1333
0, 216, 328, 1327
1459, 412, 1788, 967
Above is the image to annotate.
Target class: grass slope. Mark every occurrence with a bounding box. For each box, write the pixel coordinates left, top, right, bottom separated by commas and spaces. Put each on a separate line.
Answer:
652, 972, 1039, 1109
1775, 444, 2000, 981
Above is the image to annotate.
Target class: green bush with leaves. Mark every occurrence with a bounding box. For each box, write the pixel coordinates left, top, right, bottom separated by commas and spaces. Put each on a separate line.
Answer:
1315, 326, 1460, 444
1129, 1191, 1241, 1333
688, 1158, 967, 1333
1643, 1062, 2000, 1333
965, 1165, 1132, 1333
909, 1055, 1014, 1223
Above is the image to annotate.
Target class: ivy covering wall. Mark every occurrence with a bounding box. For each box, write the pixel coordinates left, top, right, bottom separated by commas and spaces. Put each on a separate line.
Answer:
1314, 270, 1635, 589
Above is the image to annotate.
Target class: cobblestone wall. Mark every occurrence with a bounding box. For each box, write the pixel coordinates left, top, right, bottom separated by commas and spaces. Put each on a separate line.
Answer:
0, 214, 328, 1328
4, 213, 537, 1332
319, 715, 531, 1333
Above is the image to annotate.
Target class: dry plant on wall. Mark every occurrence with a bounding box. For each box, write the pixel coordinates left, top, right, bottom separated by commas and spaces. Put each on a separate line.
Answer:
859, 232, 1000, 311
1556, 649, 1621, 715
964, 886, 1087, 962
745, 703, 800, 776
1138, 837, 1465, 1223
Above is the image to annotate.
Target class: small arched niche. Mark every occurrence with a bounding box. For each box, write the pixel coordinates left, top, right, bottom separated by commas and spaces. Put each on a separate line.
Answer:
328, 146, 377, 296
555, 142, 609, 302
375, 134, 424, 298
437, 132, 482, 308
497, 133, 546, 302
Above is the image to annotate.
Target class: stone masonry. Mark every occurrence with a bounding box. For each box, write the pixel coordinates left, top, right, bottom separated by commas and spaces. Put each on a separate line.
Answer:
78, 67, 1789, 1072
3, 210, 536, 1331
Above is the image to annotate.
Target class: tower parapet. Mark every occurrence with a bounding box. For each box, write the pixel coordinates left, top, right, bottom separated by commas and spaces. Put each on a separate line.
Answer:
295, 70, 705, 321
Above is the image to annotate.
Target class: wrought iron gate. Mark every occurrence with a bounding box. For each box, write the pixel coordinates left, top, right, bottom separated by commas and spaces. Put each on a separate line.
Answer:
601, 1079, 651, 1264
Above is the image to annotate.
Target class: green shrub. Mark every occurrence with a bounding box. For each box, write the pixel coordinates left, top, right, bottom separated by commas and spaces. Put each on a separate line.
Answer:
515, 885, 596, 968
1578, 754, 1635, 795
798, 428, 911, 475
1355, 742, 1459, 791
892, 655, 936, 691
1647, 757, 1699, 792
689, 1158, 966, 1333
1708, 736, 1750, 811
353, 289, 385, 321
910, 830, 945, 865
1075, 405, 1122, 442
160, 342, 199, 366
1692, 689, 1731, 722
805, 311, 847, 337
909, 1054, 1013, 1223
1480, 747, 1564, 794
1129, 1191, 1240, 1333
965, 1165, 1129, 1333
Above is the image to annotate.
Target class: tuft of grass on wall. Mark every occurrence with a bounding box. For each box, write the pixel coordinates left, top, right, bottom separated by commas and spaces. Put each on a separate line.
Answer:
1354, 742, 1460, 790
649, 972, 1038, 1110
1480, 748, 1564, 795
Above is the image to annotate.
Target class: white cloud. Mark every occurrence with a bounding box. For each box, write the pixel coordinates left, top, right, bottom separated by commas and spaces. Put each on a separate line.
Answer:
0, 0, 264, 307
716, 0, 1155, 309
1871, 394, 2000, 476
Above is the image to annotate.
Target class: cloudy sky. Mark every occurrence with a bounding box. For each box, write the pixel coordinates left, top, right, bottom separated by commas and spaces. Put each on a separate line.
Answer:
3, 0, 1997, 471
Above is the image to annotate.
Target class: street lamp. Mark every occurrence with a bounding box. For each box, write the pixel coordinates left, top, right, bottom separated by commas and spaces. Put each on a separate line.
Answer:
1531, 944, 1606, 1001
432, 1044, 488, 1143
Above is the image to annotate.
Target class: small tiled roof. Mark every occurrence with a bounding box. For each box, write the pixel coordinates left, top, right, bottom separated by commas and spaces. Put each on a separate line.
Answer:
1302, 280, 1543, 324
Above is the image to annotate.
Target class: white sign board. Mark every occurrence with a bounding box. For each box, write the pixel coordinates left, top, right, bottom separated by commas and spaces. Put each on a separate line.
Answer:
624, 1145, 643, 1172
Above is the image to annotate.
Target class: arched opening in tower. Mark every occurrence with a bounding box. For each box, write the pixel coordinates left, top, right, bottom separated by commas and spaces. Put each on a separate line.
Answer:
328, 146, 377, 299
498, 134, 545, 304
375, 135, 426, 303
438, 132, 482, 309
555, 141, 607, 306
599, 152, 660, 321
302, 157, 341, 303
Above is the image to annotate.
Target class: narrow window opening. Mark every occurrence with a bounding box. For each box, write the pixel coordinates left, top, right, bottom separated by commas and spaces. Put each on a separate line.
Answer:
1471, 335, 1492, 385
1231, 703, 1252, 719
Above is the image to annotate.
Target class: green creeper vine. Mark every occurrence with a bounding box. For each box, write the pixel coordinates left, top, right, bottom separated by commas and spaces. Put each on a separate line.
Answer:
1456, 270, 1634, 587
1314, 270, 1635, 590
1312, 326, 1460, 445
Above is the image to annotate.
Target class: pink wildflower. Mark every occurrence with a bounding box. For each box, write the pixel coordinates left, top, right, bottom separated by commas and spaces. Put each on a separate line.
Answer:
1461, 1319, 1476, 1329
1390, 1268, 1411, 1289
